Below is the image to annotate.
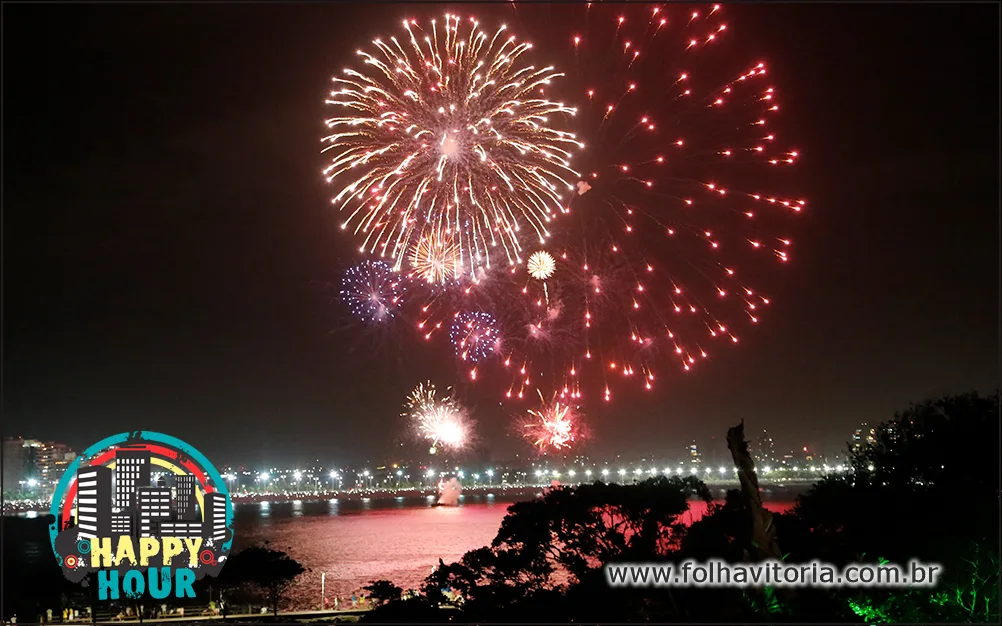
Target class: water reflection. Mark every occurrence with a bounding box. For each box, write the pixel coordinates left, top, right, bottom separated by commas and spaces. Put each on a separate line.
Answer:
228, 493, 797, 610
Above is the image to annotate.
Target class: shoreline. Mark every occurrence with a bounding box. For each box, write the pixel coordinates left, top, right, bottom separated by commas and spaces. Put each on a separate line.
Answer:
2, 480, 815, 515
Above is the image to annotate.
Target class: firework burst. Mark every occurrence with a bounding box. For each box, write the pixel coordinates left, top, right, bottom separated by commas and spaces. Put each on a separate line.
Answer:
409, 229, 462, 285
404, 382, 473, 453
450, 310, 501, 364
326, 4, 804, 409
340, 260, 407, 322
526, 250, 556, 280
323, 14, 584, 278
521, 393, 586, 452
491, 3, 803, 402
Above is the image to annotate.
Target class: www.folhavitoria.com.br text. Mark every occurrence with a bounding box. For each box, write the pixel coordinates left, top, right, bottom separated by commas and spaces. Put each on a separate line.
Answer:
606, 559, 942, 588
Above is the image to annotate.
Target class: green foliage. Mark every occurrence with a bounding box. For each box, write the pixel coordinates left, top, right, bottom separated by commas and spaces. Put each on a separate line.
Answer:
790, 391, 1000, 623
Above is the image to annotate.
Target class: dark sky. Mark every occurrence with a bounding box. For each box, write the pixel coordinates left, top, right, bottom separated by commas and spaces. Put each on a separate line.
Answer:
4, 3, 998, 467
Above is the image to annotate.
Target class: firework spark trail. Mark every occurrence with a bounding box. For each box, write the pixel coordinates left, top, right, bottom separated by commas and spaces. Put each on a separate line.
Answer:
323, 14, 585, 280
404, 382, 472, 453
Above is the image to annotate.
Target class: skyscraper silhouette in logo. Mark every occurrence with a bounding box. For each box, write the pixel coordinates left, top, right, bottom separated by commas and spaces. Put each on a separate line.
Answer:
71, 445, 223, 542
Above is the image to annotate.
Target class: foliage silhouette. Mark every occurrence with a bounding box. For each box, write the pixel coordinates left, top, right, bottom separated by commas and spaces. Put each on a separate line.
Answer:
363, 580, 403, 606
365, 391, 998, 623
222, 544, 306, 617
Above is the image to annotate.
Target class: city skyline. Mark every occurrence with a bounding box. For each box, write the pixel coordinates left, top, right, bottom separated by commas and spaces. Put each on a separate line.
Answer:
3, 423, 864, 499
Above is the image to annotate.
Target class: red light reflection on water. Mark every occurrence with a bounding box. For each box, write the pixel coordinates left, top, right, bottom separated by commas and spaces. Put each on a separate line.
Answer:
234, 498, 793, 607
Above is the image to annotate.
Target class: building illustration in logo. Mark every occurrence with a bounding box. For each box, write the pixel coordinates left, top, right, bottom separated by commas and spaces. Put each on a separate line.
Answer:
76, 466, 112, 540
49, 431, 234, 599
67, 445, 223, 542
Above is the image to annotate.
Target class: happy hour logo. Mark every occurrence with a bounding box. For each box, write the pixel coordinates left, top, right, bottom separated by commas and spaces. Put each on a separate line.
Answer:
49, 431, 234, 601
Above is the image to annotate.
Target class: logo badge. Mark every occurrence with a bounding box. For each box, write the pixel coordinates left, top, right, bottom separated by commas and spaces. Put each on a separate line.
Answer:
49, 431, 234, 601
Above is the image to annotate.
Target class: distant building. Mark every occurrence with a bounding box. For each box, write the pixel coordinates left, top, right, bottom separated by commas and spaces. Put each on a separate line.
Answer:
686, 441, 702, 465
115, 447, 152, 511
176, 475, 197, 520
2, 438, 30, 494
158, 520, 204, 538
76, 466, 112, 540
852, 423, 877, 451
136, 487, 171, 537
2, 438, 46, 494
37, 442, 76, 491
753, 430, 777, 465
202, 491, 227, 543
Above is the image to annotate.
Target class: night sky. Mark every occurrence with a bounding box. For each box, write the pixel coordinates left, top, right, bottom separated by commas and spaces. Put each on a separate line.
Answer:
4, 3, 998, 467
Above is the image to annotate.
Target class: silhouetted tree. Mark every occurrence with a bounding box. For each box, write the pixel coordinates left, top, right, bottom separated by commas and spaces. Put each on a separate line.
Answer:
789, 391, 999, 622
224, 546, 305, 617
362, 580, 402, 606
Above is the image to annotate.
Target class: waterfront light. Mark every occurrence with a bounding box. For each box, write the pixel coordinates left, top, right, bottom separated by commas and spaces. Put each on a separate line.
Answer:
260, 472, 270, 481
601, 469, 609, 476
764, 466, 772, 473
486, 469, 494, 477
568, 470, 576, 477
330, 471, 338, 479
585, 470, 592, 477
293, 471, 302, 482
27, 478, 38, 487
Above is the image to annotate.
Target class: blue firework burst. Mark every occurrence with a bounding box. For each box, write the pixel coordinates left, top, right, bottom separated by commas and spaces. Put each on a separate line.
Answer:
450, 311, 501, 363
340, 260, 406, 323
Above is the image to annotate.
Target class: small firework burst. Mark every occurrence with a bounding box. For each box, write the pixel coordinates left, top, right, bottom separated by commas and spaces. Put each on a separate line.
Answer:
403, 382, 472, 452
410, 232, 462, 285
450, 311, 501, 363
521, 393, 586, 451
340, 260, 406, 323
527, 250, 557, 281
